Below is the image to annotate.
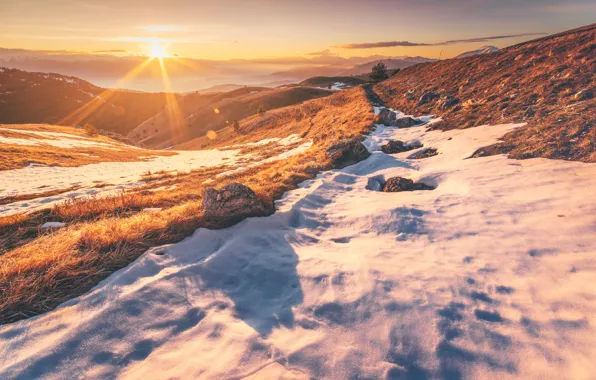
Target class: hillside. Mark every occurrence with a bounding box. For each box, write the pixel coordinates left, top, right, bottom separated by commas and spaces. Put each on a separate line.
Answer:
129, 85, 334, 149
375, 23, 596, 162
0, 67, 172, 135
339, 57, 436, 76
299, 76, 369, 89
0, 123, 172, 171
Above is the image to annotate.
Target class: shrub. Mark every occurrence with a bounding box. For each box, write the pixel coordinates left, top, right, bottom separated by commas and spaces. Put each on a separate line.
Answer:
370, 62, 389, 82
83, 123, 98, 136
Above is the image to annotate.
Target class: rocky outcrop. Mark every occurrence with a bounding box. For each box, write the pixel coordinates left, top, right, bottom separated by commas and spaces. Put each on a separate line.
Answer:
376, 108, 426, 128
417, 92, 439, 106
382, 177, 435, 192
393, 117, 423, 128
438, 97, 460, 110
381, 140, 423, 154
201, 183, 273, 227
326, 139, 371, 169
376, 108, 396, 125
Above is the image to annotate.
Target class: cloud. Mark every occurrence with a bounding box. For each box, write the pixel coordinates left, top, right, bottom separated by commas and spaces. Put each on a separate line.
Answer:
442, 33, 546, 44
336, 32, 545, 49
337, 41, 431, 49
306, 49, 337, 56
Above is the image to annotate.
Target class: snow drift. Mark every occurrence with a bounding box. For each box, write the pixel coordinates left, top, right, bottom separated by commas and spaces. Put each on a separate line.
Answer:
1, 115, 595, 379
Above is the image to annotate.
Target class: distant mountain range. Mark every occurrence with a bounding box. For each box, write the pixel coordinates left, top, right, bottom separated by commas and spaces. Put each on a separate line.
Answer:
455, 45, 499, 58
0, 48, 434, 92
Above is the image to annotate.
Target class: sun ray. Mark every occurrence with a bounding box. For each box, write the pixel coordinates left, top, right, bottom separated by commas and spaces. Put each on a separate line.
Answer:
157, 58, 186, 143
59, 58, 155, 127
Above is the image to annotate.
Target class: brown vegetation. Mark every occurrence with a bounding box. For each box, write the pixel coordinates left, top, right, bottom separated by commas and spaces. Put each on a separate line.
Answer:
129, 86, 334, 149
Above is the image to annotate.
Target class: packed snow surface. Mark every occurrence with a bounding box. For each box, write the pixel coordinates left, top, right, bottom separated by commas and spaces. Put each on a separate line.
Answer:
1, 117, 595, 379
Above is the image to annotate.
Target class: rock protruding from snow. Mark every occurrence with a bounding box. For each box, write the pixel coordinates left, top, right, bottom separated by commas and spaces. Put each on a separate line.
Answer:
410, 148, 439, 159
382, 177, 434, 192
381, 140, 422, 154
375, 108, 427, 128
376, 108, 397, 125
326, 139, 371, 169
201, 183, 272, 227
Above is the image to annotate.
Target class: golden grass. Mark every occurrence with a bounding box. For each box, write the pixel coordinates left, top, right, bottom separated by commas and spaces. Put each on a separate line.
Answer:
0, 124, 174, 171
0, 87, 376, 324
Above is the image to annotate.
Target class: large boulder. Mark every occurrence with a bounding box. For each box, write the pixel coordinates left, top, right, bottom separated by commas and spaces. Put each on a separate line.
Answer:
326, 139, 371, 169
201, 183, 272, 227
383, 177, 434, 192
381, 140, 423, 154
376, 108, 397, 125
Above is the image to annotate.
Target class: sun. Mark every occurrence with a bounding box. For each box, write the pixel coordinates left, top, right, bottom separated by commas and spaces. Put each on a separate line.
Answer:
148, 43, 170, 59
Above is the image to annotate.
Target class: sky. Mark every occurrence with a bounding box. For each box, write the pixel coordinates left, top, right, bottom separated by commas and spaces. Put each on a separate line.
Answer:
1, 0, 595, 60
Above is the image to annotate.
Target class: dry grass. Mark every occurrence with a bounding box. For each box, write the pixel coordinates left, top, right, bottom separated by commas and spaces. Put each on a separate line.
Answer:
374, 23, 596, 162
0, 87, 376, 324
0, 124, 174, 170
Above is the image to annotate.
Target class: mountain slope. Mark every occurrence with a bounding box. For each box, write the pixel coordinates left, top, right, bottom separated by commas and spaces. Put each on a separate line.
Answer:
375, 23, 596, 162
339, 57, 436, 76
0, 67, 172, 135
129, 86, 334, 149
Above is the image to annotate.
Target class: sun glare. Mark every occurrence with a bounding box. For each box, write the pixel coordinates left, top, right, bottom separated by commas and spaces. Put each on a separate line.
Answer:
148, 43, 170, 59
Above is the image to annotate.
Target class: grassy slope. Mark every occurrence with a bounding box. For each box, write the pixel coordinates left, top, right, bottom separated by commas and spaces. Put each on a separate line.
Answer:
375, 23, 596, 162
0, 68, 173, 135
0, 87, 375, 324
0, 124, 173, 170
129, 86, 334, 149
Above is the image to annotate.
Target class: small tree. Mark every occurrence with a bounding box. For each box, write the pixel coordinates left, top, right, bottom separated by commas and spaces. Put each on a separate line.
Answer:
370, 62, 389, 82
257, 105, 266, 116
232, 120, 241, 135
84, 123, 98, 136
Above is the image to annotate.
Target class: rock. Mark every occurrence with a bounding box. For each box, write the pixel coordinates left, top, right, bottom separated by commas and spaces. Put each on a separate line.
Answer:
392, 117, 421, 128
381, 140, 423, 154
411, 148, 438, 159
326, 139, 371, 169
376, 108, 397, 125
382, 177, 434, 192
417, 92, 439, 106
438, 97, 460, 110
366, 178, 383, 192
201, 183, 272, 227
575, 89, 593, 101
